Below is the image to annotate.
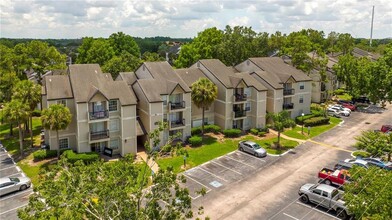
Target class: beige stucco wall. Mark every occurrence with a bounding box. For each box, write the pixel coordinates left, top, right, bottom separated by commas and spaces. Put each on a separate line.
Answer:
291, 81, 312, 117
120, 105, 137, 155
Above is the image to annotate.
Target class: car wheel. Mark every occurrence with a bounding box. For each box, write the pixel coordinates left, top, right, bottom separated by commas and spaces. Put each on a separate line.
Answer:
300, 195, 309, 204
239, 147, 243, 152
20, 185, 27, 191
325, 179, 332, 185
254, 152, 258, 157
336, 208, 348, 220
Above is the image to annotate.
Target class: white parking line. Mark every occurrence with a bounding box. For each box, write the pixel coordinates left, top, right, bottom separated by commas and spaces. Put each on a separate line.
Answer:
0, 204, 28, 215
210, 160, 243, 175
0, 189, 33, 202
224, 154, 256, 169
198, 166, 228, 182
236, 150, 266, 162
0, 166, 16, 171
295, 202, 340, 219
283, 213, 300, 220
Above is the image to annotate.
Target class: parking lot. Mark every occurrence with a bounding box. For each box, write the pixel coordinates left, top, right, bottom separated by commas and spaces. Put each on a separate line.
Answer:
0, 146, 32, 220
182, 150, 280, 199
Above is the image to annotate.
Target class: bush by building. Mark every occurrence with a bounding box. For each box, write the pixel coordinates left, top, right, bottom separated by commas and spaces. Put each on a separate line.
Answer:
223, 129, 241, 138
188, 136, 202, 146
303, 117, 330, 127
63, 150, 99, 164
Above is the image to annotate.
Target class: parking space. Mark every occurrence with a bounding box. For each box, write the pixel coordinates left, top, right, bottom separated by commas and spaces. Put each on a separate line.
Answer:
0, 146, 32, 220
271, 201, 340, 220
182, 150, 279, 199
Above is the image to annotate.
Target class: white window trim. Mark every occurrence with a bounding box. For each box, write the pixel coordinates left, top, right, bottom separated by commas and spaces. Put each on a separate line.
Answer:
109, 100, 118, 112
57, 99, 66, 106
110, 119, 120, 132
110, 138, 119, 150
299, 82, 305, 90
58, 137, 69, 149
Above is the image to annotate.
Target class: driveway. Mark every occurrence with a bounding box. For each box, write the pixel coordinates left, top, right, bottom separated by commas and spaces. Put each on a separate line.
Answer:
191, 105, 392, 220
0, 146, 32, 220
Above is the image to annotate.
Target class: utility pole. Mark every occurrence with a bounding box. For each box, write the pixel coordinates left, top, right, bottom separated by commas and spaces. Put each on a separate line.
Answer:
370, 5, 375, 47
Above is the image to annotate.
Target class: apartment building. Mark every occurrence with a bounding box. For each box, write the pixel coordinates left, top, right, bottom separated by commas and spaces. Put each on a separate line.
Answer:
128, 62, 192, 147
236, 57, 312, 118
42, 64, 139, 156
178, 59, 268, 130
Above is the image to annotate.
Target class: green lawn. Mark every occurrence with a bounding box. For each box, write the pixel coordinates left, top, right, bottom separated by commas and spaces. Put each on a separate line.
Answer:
283, 117, 342, 140
0, 117, 42, 155
337, 93, 352, 100
157, 135, 299, 173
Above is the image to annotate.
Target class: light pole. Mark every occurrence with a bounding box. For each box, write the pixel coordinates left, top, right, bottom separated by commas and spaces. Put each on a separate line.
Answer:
301, 113, 305, 134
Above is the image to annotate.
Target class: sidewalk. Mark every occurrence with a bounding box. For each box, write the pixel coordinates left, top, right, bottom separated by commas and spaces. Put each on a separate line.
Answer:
137, 151, 159, 173
268, 129, 306, 143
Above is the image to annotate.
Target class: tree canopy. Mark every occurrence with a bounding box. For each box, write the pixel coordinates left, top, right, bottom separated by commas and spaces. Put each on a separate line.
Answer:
355, 130, 392, 161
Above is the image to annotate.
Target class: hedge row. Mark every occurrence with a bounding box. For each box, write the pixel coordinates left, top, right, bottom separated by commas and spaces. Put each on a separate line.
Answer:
295, 114, 316, 124
250, 127, 269, 136
63, 150, 99, 164
303, 117, 330, 127
223, 129, 241, 138
191, 124, 221, 135
189, 136, 202, 146
33, 149, 58, 160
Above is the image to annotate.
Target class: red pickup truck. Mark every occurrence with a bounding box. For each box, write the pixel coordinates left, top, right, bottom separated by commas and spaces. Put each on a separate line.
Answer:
318, 168, 351, 186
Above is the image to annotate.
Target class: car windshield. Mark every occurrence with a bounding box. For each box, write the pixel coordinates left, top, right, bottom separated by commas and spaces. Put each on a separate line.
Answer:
9, 177, 20, 182
252, 144, 261, 149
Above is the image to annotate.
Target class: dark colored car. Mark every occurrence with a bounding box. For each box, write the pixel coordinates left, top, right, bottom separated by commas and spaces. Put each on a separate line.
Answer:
337, 100, 354, 105
352, 96, 370, 104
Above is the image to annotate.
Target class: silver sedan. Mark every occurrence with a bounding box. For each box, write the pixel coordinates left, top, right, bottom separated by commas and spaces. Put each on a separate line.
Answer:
238, 141, 267, 157
0, 177, 31, 196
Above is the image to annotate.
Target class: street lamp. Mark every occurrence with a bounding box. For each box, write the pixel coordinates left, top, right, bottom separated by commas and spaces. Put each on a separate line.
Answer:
301, 113, 305, 134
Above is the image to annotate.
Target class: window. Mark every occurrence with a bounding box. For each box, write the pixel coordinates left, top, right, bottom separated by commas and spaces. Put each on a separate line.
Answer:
299, 95, 304, 104
109, 100, 118, 112
299, 82, 305, 90
161, 95, 167, 105
57, 99, 66, 106
58, 138, 69, 149
110, 119, 119, 131
313, 189, 322, 195
322, 191, 329, 197
110, 139, 119, 150
245, 102, 251, 111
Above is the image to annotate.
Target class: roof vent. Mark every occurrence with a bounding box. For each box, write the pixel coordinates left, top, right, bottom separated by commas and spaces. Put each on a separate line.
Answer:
95, 70, 98, 74
49, 79, 52, 82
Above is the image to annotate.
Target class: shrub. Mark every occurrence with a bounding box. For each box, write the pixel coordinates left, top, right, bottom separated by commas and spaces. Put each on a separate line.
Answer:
334, 88, 345, 95
32, 109, 41, 117
259, 127, 269, 133
353, 151, 371, 158
258, 131, 266, 137
303, 117, 330, 127
311, 110, 324, 117
191, 127, 202, 136
250, 128, 259, 135
33, 149, 57, 160
191, 124, 221, 135
223, 129, 241, 138
295, 114, 315, 124
189, 136, 202, 146
63, 150, 99, 164
311, 103, 323, 111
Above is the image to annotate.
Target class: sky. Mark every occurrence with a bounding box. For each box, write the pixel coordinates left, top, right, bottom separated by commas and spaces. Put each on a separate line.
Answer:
1, 0, 391, 39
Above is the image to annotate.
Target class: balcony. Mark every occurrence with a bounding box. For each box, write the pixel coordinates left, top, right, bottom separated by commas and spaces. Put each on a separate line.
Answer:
89, 110, 109, 120
234, 93, 247, 102
283, 103, 294, 110
283, 89, 295, 96
170, 119, 185, 129
234, 110, 247, 118
90, 130, 109, 141
169, 101, 186, 111
321, 83, 326, 92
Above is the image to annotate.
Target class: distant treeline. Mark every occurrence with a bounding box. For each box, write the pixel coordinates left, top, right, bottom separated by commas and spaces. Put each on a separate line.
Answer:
0, 36, 192, 54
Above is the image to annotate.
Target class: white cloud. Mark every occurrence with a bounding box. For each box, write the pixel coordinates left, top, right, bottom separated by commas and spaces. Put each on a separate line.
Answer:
0, 0, 390, 39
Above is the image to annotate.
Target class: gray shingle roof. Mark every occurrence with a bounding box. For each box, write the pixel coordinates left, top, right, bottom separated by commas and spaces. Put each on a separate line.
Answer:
175, 68, 208, 87
250, 70, 283, 89
44, 75, 73, 100
248, 57, 312, 82
68, 64, 137, 106
117, 72, 137, 85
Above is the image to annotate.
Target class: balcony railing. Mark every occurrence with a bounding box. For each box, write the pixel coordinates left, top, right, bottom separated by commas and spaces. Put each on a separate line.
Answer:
321, 83, 326, 92
170, 119, 185, 128
234, 110, 247, 118
90, 130, 109, 141
283, 103, 294, 110
234, 93, 247, 102
89, 110, 109, 120
169, 101, 185, 111
283, 89, 295, 96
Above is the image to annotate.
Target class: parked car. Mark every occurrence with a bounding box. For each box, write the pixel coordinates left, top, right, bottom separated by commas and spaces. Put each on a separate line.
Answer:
337, 100, 354, 105
334, 161, 354, 170
0, 177, 31, 196
327, 109, 341, 118
361, 157, 392, 171
238, 141, 267, 157
298, 183, 350, 219
380, 125, 392, 133
344, 158, 369, 169
328, 106, 350, 116
341, 103, 356, 111
318, 168, 351, 186
352, 96, 370, 104
332, 104, 352, 113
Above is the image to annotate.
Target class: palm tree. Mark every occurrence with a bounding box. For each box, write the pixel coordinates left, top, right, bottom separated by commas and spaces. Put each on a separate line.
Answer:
191, 78, 218, 136
267, 110, 296, 149
12, 80, 41, 148
3, 100, 30, 156
41, 104, 72, 158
